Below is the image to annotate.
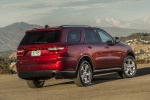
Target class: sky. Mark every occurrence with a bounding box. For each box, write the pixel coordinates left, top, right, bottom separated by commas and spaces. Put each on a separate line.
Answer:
0, 0, 150, 27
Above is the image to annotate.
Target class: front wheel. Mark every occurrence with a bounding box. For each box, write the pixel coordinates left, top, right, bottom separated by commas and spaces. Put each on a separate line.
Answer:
26, 80, 45, 88
74, 61, 93, 87
118, 56, 137, 78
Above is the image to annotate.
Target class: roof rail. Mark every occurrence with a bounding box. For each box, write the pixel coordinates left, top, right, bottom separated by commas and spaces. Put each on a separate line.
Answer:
60, 25, 91, 28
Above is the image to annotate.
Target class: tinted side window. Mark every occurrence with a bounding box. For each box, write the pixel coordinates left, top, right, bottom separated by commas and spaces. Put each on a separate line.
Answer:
67, 30, 81, 42
85, 29, 99, 43
97, 30, 113, 43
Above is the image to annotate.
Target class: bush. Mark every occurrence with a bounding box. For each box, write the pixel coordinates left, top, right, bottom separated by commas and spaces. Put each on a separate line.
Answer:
0, 57, 17, 74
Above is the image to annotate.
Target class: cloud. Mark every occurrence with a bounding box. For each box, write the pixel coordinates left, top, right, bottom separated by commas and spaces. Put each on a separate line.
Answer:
0, 0, 150, 27
62, 5, 89, 10
0, 0, 89, 9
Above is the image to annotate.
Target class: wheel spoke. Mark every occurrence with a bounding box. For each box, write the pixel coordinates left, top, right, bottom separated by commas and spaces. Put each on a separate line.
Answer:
84, 77, 88, 83
130, 70, 133, 75
81, 66, 84, 72
81, 75, 84, 80
127, 59, 131, 64
124, 63, 128, 67
86, 72, 90, 76
129, 68, 133, 73
124, 57, 136, 77
125, 68, 129, 74
124, 63, 128, 70
79, 62, 92, 85
84, 65, 88, 72
131, 63, 135, 68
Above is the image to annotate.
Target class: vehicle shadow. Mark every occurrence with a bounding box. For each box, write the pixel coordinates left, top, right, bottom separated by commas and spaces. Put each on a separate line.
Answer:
44, 66, 150, 87
43, 81, 74, 88
136, 67, 150, 77
91, 66, 150, 85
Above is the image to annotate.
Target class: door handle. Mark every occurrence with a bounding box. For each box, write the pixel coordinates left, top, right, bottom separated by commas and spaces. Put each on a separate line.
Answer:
88, 46, 92, 49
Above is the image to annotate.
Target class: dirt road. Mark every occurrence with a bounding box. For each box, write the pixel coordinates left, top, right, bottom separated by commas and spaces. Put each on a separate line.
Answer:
0, 64, 150, 100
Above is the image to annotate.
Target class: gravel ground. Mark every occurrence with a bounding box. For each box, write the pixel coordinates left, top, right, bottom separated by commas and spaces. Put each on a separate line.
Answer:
0, 64, 150, 100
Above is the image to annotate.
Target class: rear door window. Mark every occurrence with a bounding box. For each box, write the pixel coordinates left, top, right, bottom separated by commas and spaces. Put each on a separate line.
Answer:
20, 30, 61, 45
67, 30, 81, 42
85, 29, 99, 43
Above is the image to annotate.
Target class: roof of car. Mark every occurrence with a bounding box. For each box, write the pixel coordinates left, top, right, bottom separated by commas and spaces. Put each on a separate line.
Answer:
26, 25, 103, 33
59, 25, 91, 28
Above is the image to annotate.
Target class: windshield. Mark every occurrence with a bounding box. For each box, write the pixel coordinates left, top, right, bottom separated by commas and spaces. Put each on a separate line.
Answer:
19, 30, 61, 45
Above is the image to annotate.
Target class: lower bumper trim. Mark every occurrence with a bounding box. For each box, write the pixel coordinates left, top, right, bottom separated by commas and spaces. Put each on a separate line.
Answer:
18, 70, 75, 79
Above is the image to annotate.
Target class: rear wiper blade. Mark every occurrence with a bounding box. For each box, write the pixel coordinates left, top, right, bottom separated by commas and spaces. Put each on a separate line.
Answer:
34, 41, 47, 44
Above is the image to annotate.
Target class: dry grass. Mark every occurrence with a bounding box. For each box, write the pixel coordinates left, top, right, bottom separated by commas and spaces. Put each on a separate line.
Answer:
131, 44, 150, 52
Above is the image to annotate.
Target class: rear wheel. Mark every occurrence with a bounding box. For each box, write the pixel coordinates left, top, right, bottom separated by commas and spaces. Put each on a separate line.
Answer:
26, 79, 45, 88
118, 56, 137, 78
74, 61, 92, 87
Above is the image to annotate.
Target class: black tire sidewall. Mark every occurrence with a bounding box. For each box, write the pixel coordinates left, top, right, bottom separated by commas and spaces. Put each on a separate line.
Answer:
33, 80, 45, 88
26, 80, 45, 88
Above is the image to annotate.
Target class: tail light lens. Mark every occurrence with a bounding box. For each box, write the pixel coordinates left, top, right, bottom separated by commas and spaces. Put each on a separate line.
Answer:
48, 46, 68, 54
17, 50, 25, 57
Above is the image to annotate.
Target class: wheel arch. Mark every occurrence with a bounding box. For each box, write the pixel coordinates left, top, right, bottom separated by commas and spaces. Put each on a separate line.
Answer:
74, 55, 94, 78
126, 52, 135, 59
120, 51, 136, 69
119, 51, 137, 78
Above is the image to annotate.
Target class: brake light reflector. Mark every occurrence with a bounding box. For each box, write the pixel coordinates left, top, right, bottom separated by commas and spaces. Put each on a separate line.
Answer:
48, 46, 68, 54
17, 50, 25, 57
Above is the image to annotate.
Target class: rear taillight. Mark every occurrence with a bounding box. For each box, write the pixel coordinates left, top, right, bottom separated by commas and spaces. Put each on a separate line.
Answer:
17, 50, 25, 57
48, 46, 68, 54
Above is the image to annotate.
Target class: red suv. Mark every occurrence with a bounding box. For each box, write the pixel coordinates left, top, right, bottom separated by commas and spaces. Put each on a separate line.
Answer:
17, 25, 137, 88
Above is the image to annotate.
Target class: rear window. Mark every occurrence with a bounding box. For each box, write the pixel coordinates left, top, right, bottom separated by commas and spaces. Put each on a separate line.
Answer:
20, 30, 61, 45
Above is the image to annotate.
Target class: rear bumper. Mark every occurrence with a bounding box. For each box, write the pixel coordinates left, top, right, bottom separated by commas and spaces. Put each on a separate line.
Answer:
18, 70, 75, 79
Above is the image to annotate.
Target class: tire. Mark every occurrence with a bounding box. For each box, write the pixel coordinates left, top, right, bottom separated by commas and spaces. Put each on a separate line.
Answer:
26, 80, 45, 88
118, 56, 137, 78
74, 60, 92, 87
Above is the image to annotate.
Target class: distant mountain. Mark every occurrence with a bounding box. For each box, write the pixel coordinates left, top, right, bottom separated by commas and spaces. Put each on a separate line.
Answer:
100, 27, 150, 37
72, 17, 150, 30
90, 18, 130, 28
0, 22, 41, 51
0, 22, 150, 51
94, 18, 150, 30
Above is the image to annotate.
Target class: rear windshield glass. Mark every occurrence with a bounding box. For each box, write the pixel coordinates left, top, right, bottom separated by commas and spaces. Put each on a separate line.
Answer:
20, 30, 61, 45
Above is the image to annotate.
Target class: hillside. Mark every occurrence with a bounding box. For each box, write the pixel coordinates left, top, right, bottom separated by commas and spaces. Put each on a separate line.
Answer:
131, 44, 150, 52
0, 22, 150, 51
0, 22, 41, 51
121, 33, 150, 43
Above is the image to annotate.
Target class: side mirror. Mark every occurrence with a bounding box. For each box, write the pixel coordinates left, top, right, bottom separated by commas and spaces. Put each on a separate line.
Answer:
106, 40, 114, 46
114, 37, 120, 44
